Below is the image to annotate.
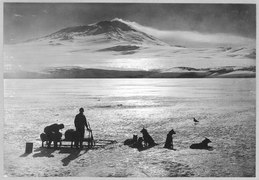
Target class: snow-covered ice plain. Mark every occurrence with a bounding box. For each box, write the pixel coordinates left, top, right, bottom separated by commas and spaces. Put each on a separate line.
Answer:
4, 78, 255, 177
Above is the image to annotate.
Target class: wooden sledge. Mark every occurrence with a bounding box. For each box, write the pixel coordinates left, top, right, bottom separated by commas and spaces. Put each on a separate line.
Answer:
40, 129, 117, 149
60, 137, 95, 148
41, 130, 95, 149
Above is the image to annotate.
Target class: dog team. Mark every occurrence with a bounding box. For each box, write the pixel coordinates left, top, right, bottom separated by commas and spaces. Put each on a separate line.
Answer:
124, 127, 212, 151
40, 107, 212, 150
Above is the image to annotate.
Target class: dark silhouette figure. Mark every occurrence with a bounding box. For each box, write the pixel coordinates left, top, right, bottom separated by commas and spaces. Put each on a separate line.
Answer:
193, 118, 199, 123
164, 129, 176, 149
190, 138, 212, 149
74, 108, 90, 148
40, 133, 48, 147
131, 137, 144, 149
124, 135, 144, 151
43, 123, 64, 148
124, 135, 138, 145
140, 128, 157, 147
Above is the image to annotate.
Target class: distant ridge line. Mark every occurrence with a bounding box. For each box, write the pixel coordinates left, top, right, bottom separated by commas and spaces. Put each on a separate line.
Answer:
4, 66, 256, 79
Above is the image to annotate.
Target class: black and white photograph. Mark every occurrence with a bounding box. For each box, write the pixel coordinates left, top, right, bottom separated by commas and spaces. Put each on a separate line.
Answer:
2, 1, 256, 177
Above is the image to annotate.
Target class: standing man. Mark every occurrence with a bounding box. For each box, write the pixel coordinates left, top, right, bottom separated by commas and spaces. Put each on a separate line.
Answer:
74, 108, 90, 148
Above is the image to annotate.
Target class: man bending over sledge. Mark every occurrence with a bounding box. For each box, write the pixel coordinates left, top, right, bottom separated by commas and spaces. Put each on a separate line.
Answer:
74, 108, 91, 148
44, 123, 64, 148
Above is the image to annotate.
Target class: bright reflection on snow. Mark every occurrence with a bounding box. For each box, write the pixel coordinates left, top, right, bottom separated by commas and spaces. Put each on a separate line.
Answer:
109, 58, 161, 71
4, 78, 255, 176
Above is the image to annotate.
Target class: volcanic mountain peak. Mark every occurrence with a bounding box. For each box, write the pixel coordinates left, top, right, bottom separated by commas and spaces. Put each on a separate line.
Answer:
45, 18, 136, 38
95, 18, 136, 32
41, 18, 167, 46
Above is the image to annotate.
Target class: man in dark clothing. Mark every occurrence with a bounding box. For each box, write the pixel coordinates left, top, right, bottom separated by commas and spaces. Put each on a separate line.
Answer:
44, 123, 64, 148
74, 108, 90, 148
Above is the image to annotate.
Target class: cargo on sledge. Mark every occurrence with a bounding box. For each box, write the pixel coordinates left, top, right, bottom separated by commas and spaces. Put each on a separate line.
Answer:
40, 129, 116, 149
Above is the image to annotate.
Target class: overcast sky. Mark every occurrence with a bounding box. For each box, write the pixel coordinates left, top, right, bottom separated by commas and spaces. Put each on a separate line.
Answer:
4, 3, 256, 44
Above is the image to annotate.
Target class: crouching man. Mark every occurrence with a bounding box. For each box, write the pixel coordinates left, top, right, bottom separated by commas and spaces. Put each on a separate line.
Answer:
44, 123, 64, 148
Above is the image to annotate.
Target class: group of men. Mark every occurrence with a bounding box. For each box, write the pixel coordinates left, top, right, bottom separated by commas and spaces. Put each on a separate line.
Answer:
44, 107, 90, 148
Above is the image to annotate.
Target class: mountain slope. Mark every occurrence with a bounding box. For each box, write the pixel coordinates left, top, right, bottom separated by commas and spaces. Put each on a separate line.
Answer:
37, 18, 168, 47
4, 18, 256, 78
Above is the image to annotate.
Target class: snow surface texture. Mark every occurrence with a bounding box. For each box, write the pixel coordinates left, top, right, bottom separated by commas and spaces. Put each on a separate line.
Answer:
3, 18, 255, 78
4, 79, 255, 177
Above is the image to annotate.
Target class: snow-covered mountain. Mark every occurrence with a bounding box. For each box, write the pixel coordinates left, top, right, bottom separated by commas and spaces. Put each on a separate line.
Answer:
32, 18, 168, 47
4, 18, 256, 78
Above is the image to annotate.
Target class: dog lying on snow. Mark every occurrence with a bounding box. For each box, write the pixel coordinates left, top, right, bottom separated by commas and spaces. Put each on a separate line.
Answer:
140, 128, 157, 147
131, 137, 144, 149
124, 136, 144, 150
190, 138, 212, 149
124, 135, 143, 148
124, 135, 138, 145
